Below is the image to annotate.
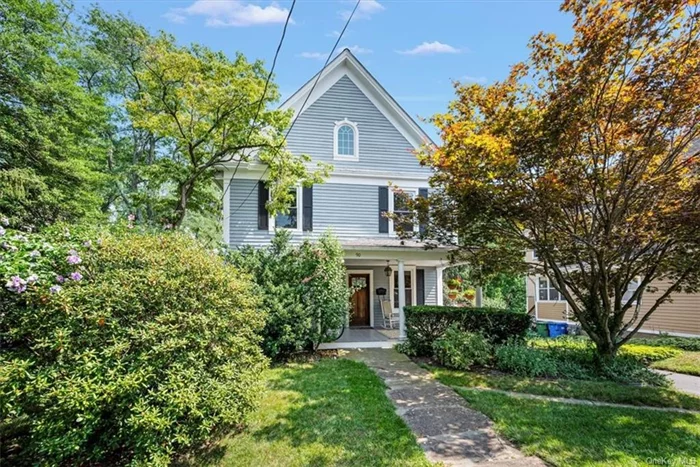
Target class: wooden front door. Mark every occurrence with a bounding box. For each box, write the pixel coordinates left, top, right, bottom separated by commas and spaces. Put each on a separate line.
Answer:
349, 274, 370, 327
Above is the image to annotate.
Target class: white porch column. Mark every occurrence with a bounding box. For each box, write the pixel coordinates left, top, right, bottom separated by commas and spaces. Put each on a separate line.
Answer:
475, 286, 483, 307
398, 260, 406, 339
436, 267, 444, 306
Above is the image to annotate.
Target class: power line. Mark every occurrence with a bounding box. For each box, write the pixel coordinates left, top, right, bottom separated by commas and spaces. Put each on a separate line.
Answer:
220, 0, 296, 203
225, 0, 362, 224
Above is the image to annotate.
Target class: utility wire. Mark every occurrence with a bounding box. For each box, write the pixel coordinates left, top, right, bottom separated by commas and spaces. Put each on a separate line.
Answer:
224, 0, 362, 223
220, 0, 297, 203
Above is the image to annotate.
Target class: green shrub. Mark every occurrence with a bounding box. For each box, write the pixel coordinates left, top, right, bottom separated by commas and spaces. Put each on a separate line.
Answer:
619, 344, 682, 363
433, 326, 492, 370
404, 305, 532, 356
630, 336, 700, 352
600, 357, 671, 387
494, 341, 561, 378
1, 229, 267, 466
227, 230, 350, 359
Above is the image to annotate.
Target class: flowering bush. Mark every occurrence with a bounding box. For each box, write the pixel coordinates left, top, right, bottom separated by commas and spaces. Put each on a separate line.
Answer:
1, 227, 266, 466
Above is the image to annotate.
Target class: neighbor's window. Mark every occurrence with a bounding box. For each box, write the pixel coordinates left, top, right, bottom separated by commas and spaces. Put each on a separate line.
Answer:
334, 119, 359, 160
538, 277, 564, 301
274, 189, 298, 229
393, 270, 413, 308
622, 277, 641, 305
392, 190, 416, 233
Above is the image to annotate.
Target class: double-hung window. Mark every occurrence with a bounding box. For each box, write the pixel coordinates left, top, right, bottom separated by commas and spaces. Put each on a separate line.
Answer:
391, 189, 417, 234
538, 277, 564, 301
271, 187, 301, 230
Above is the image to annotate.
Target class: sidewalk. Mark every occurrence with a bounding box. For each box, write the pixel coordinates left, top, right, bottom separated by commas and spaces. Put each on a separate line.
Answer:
344, 348, 545, 467
655, 370, 700, 396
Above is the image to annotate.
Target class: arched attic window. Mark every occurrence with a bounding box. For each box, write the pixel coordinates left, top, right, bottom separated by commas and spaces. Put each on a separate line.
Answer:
334, 119, 359, 161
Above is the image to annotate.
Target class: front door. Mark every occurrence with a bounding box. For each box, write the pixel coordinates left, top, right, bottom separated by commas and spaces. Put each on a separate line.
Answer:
349, 274, 370, 327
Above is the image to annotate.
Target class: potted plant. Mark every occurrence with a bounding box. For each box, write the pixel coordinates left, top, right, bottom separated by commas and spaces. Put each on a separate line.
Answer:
447, 290, 458, 300
464, 289, 475, 301
447, 278, 460, 290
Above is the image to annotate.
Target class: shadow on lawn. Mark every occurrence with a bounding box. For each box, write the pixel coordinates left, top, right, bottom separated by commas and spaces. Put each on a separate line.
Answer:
191, 359, 428, 467
458, 388, 700, 466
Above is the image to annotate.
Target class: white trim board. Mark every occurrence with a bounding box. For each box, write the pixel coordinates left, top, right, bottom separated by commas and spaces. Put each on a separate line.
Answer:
347, 269, 375, 328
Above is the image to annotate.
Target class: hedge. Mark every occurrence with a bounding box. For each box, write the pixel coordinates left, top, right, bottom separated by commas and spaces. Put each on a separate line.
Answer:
404, 305, 532, 356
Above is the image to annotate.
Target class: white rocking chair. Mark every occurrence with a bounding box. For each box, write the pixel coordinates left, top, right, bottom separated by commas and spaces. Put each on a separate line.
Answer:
380, 298, 400, 329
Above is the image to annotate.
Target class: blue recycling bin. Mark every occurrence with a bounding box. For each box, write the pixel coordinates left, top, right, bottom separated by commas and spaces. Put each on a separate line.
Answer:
547, 322, 568, 338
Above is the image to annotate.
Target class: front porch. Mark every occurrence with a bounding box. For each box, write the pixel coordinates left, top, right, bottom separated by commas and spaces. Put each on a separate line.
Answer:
318, 327, 400, 349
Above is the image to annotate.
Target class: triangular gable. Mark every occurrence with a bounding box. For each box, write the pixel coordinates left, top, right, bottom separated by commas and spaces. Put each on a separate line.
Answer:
280, 49, 435, 149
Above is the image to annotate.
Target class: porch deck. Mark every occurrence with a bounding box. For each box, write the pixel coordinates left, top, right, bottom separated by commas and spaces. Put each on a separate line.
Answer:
318, 327, 400, 350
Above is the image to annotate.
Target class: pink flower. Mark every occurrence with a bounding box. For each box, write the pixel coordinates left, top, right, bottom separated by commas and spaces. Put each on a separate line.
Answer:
5, 276, 27, 293
49, 285, 62, 294
70, 272, 83, 281
67, 253, 82, 265
56, 275, 65, 283
127, 214, 136, 222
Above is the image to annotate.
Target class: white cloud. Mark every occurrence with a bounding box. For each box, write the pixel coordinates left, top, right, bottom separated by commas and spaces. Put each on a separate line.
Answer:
298, 52, 326, 60
398, 41, 462, 56
341, 0, 384, 20
460, 75, 487, 83
165, 1, 292, 27
344, 45, 373, 54
327, 30, 341, 38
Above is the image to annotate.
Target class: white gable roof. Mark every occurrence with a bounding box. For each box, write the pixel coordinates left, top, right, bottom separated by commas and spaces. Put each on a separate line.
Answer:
280, 48, 435, 149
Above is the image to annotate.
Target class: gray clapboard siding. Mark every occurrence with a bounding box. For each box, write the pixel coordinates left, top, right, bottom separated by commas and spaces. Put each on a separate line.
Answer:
286, 75, 430, 175
228, 179, 387, 247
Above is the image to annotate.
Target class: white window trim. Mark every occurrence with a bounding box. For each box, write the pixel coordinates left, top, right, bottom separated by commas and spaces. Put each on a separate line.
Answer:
389, 266, 417, 312
269, 185, 303, 233
346, 270, 374, 328
388, 187, 419, 236
536, 275, 565, 303
333, 118, 359, 161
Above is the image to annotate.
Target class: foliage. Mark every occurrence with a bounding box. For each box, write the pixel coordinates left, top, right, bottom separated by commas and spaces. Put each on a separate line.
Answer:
443, 265, 526, 312
652, 352, 700, 377
528, 336, 681, 364
493, 339, 668, 386
456, 389, 700, 467
432, 326, 492, 370
403, 305, 532, 356
125, 34, 330, 227
204, 359, 431, 467
1, 229, 266, 466
227, 230, 351, 359
415, 0, 700, 358
430, 366, 700, 411
0, 0, 109, 228
631, 335, 700, 352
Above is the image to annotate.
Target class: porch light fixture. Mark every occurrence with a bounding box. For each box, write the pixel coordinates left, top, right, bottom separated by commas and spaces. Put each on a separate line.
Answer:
384, 261, 392, 277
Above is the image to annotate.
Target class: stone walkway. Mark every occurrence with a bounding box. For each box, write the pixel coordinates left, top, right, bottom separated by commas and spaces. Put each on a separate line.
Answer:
344, 348, 546, 467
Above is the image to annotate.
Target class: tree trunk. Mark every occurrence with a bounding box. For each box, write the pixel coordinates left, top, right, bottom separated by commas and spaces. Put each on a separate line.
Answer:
172, 179, 195, 228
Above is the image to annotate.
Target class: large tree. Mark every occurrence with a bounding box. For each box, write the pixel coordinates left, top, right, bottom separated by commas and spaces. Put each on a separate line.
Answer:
0, 0, 110, 227
418, 0, 700, 357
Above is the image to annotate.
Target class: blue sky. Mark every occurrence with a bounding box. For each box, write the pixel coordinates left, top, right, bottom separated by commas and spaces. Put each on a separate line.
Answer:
91, 0, 574, 139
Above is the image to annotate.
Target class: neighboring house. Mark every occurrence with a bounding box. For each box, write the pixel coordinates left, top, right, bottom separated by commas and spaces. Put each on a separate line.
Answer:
525, 250, 700, 337
220, 49, 451, 340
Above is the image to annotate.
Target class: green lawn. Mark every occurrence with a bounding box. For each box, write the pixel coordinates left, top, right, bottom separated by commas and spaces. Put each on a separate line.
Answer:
428, 365, 700, 411
652, 352, 700, 376
196, 359, 430, 467
455, 388, 700, 466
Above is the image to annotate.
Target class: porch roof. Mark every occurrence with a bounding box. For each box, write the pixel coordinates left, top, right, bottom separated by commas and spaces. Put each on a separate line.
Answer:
341, 238, 451, 251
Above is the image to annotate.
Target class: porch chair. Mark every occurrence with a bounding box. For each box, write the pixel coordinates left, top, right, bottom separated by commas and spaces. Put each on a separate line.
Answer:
380, 297, 400, 329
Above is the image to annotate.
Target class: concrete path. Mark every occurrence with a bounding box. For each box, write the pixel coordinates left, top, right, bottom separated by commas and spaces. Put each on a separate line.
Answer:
344, 348, 546, 467
655, 370, 700, 396
455, 386, 700, 414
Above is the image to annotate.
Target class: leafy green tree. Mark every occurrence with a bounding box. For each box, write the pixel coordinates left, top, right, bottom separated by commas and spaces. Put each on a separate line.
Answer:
418, 0, 700, 358
127, 35, 329, 227
0, 0, 109, 227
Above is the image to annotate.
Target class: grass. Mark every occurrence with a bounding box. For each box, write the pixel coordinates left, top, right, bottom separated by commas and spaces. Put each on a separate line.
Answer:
454, 388, 700, 466
195, 359, 430, 467
427, 365, 700, 411
652, 352, 700, 376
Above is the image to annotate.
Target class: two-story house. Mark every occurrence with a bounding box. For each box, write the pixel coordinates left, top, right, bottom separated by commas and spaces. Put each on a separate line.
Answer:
220, 49, 451, 346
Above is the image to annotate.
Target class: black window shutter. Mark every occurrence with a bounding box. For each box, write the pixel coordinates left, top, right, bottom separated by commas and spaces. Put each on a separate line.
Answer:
416, 269, 425, 305
302, 186, 313, 232
418, 188, 429, 235
257, 181, 269, 230
378, 186, 389, 233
